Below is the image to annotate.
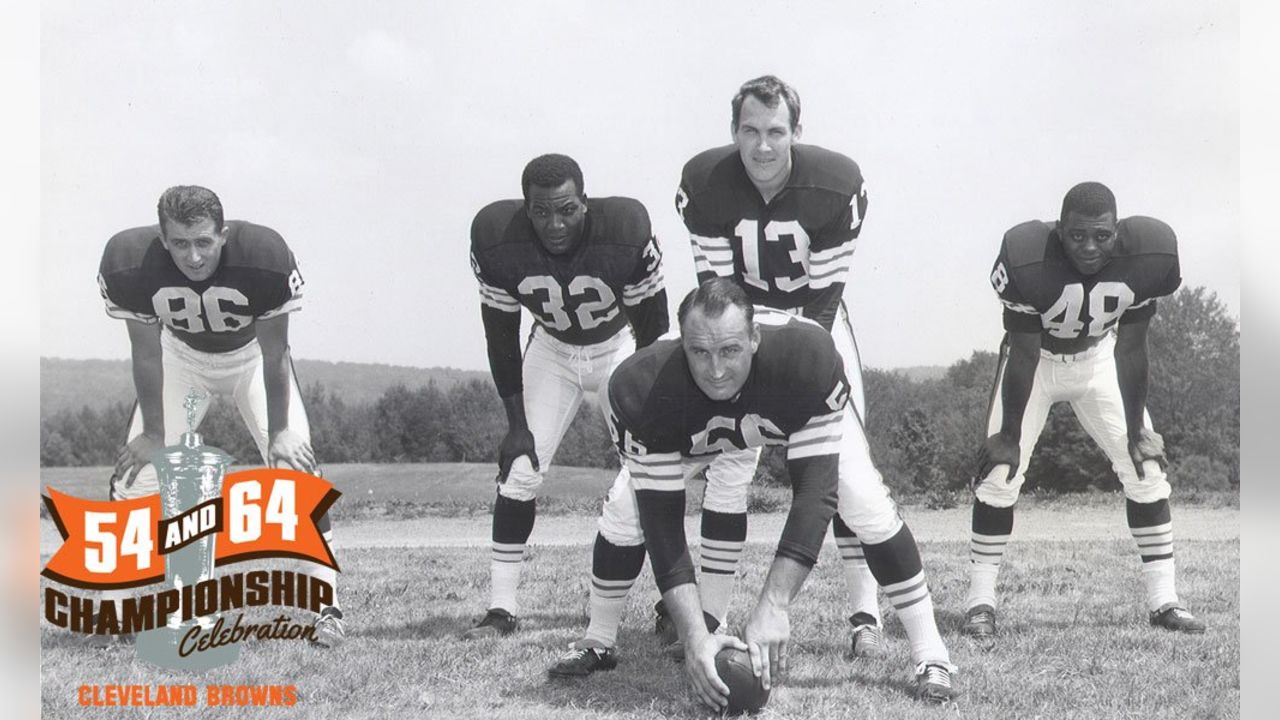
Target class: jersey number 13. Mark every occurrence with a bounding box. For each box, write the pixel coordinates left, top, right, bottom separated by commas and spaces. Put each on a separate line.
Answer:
735, 219, 811, 293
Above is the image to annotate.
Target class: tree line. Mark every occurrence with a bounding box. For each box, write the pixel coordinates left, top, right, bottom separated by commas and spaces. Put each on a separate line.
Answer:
41, 287, 1238, 497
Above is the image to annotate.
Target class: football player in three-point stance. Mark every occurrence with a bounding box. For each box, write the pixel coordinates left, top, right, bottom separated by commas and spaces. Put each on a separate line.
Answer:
966, 181, 1205, 640
463, 154, 669, 639
564, 75, 953, 697
554, 280, 952, 708
98, 185, 344, 647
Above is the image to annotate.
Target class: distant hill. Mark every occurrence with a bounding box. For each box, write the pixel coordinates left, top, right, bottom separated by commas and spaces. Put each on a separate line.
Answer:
40, 357, 491, 416
41, 357, 946, 416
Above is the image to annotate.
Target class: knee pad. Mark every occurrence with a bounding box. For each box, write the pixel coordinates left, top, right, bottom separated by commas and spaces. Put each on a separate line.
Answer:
702, 449, 756, 514
835, 469, 901, 545
597, 472, 645, 547
112, 464, 159, 501
1120, 462, 1172, 505
498, 455, 542, 502
973, 467, 1024, 509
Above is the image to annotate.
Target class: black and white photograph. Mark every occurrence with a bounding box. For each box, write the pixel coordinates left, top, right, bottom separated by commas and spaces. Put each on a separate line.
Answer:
8, 1, 1265, 718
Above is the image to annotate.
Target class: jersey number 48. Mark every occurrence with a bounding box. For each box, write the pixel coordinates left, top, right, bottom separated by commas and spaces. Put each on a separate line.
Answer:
1042, 282, 1135, 339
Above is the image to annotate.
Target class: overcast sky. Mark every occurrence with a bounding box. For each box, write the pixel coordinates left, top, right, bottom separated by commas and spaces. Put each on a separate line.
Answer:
39, 0, 1239, 372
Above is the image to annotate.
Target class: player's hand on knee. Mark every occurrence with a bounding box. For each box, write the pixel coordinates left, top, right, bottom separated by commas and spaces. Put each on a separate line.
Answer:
684, 631, 740, 711
744, 597, 791, 690
497, 428, 538, 483
116, 432, 163, 488
1128, 428, 1166, 477
269, 428, 317, 474
974, 432, 1020, 489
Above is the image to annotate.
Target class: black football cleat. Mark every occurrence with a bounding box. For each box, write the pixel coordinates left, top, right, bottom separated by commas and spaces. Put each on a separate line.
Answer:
1149, 603, 1206, 634
461, 608, 518, 640
849, 612, 887, 658
548, 643, 617, 678
310, 606, 346, 649
962, 604, 997, 640
914, 662, 958, 704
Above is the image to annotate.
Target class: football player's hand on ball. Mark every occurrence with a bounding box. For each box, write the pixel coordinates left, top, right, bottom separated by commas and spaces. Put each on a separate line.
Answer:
497, 428, 538, 483
974, 432, 1020, 488
1128, 428, 1166, 478
743, 596, 791, 691
684, 630, 745, 711
116, 432, 164, 488
269, 428, 317, 474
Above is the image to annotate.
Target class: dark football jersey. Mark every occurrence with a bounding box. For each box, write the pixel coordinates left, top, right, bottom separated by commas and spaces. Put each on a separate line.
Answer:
470, 196, 667, 396
676, 144, 868, 329
98, 221, 304, 353
609, 309, 849, 465
990, 216, 1180, 355
609, 309, 846, 591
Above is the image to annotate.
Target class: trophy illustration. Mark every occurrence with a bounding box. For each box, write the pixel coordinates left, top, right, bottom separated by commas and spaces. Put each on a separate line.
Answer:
136, 389, 241, 670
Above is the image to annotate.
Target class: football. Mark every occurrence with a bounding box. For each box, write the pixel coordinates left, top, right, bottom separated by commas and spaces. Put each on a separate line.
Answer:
715, 646, 770, 715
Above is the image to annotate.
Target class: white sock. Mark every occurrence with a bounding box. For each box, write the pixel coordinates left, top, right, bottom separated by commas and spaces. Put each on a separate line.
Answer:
835, 535, 881, 622
489, 542, 525, 615
1140, 557, 1178, 611
698, 536, 743, 625
966, 531, 1009, 609
884, 571, 950, 667
582, 575, 635, 648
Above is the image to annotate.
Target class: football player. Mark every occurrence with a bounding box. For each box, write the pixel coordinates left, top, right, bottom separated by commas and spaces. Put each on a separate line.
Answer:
965, 181, 1205, 640
674, 73, 888, 658
462, 154, 668, 639
98, 185, 344, 647
578, 75, 928, 669
550, 279, 955, 706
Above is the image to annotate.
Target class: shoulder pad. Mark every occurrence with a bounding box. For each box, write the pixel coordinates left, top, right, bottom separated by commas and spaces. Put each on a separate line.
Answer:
792, 144, 863, 196
1002, 220, 1053, 269
609, 339, 680, 419
99, 226, 160, 275
758, 319, 840, 383
587, 196, 652, 247
1120, 216, 1178, 257
681, 145, 739, 194
222, 221, 295, 273
471, 200, 524, 251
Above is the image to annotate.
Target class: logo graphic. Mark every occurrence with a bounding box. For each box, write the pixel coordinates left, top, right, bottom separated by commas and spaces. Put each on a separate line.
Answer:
41, 391, 340, 671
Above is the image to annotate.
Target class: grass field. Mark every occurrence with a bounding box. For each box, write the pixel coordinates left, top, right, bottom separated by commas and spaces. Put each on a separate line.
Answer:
38, 464, 1240, 719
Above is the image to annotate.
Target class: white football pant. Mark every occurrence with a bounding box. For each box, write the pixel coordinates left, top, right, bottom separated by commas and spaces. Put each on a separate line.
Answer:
498, 325, 634, 502
598, 404, 902, 546
975, 331, 1172, 508
115, 328, 310, 500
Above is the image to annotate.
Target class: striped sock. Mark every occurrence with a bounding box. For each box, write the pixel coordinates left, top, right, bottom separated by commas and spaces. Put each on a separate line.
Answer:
885, 571, 951, 666
966, 500, 1014, 610
490, 494, 536, 615
833, 515, 881, 623
582, 533, 647, 648
864, 525, 950, 666
308, 514, 340, 607
1127, 499, 1178, 611
698, 510, 746, 625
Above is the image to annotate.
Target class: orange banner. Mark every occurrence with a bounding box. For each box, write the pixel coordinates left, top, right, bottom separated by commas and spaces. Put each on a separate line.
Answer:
213, 469, 340, 570
42, 469, 340, 590
42, 489, 163, 589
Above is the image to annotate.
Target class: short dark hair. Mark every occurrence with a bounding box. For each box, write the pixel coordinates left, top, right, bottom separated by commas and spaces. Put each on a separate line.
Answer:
157, 185, 224, 232
731, 75, 801, 132
1060, 182, 1117, 222
677, 277, 755, 331
521, 154, 585, 200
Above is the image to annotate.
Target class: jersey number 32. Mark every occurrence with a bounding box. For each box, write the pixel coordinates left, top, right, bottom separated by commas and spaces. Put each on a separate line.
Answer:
518, 275, 618, 332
